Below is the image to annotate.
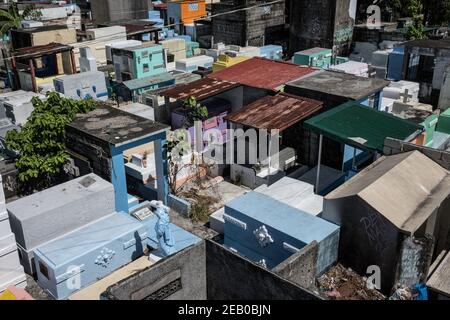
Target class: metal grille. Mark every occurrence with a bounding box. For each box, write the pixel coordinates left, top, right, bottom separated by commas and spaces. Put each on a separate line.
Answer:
143, 278, 182, 300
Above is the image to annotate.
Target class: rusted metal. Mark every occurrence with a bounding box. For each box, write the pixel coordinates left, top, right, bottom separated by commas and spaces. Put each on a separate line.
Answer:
159, 77, 240, 101
225, 93, 323, 132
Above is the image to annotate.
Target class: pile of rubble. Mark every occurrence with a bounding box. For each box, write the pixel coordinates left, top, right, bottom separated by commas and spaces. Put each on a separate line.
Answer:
317, 264, 386, 300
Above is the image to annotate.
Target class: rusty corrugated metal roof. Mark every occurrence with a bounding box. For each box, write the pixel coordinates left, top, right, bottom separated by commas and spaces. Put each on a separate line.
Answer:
159, 77, 240, 101
13, 42, 73, 59
209, 57, 317, 91
225, 93, 323, 132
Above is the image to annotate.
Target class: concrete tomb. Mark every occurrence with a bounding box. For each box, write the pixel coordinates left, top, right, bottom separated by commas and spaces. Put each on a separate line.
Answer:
0, 175, 26, 292
53, 71, 108, 101
7, 174, 115, 274
33, 213, 148, 300
224, 191, 339, 275
0, 91, 44, 126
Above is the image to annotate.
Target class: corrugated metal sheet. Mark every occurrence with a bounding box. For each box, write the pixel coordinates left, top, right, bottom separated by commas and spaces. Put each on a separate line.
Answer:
304, 101, 423, 152
159, 77, 240, 101
209, 57, 316, 90
225, 93, 323, 132
13, 42, 73, 58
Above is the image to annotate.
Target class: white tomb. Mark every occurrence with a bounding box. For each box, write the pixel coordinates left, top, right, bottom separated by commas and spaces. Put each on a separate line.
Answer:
105, 40, 142, 63
0, 175, 26, 292
79, 47, 97, 72
383, 81, 420, 102
254, 177, 324, 216
7, 174, 115, 274
1, 91, 44, 126
329, 61, 369, 77
54, 71, 108, 101
175, 55, 214, 73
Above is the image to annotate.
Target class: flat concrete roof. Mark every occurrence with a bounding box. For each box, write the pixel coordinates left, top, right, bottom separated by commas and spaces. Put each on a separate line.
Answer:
6, 174, 112, 220
226, 192, 339, 243
286, 70, 390, 101
67, 103, 169, 147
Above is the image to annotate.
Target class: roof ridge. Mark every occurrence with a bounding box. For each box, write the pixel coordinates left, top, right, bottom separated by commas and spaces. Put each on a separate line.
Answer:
357, 151, 417, 195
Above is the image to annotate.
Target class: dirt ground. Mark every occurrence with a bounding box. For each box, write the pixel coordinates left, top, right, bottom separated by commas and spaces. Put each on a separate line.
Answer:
317, 264, 386, 300
25, 275, 52, 300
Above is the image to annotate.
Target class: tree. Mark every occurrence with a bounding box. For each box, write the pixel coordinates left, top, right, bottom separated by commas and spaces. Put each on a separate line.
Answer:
0, 2, 42, 37
182, 96, 208, 128
423, 0, 450, 26
166, 96, 208, 195
6, 92, 97, 191
405, 0, 426, 39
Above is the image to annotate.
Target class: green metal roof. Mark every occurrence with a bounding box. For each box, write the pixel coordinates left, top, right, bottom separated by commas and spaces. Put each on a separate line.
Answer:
304, 102, 423, 152
123, 72, 174, 91
437, 109, 450, 135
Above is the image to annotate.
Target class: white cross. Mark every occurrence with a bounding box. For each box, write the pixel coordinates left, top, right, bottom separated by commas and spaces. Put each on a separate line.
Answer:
399, 89, 413, 103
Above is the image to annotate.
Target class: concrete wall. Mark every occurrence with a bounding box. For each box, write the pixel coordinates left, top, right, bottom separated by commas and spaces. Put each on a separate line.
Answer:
383, 138, 450, 256
333, 0, 357, 55
322, 196, 401, 294
289, 0, 355, 56
101, 238, 323, 300
91, 0, 151, 24
383, 138, 450, 171
289, 0, 335, 56
66, 128, 112, 182
212, 0, 285, 47
394, 235, 434, 289
205, 239, 322, 300
32, 29, 77, 47
104, 241, 207, 300
272, 241, 318, 291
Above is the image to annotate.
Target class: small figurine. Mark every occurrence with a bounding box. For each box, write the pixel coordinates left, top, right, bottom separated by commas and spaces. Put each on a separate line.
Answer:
151, 200, 175, 257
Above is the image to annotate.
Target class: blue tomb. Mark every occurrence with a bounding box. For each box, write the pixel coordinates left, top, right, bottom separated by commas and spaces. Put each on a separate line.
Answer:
224, 192, 340, 275
387, 46, 405, 81
33, 213, 148, 300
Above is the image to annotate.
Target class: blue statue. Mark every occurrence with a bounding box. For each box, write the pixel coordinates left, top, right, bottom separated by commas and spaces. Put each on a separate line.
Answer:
151, 200, 175, 257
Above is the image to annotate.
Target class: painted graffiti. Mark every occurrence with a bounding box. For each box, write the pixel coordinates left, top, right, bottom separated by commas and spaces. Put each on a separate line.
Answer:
360, 213, 389, 254
334, 27, 353, 43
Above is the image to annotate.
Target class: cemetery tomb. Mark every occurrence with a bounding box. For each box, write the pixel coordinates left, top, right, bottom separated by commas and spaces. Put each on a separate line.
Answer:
224, 191, 339, 275
7, 174, 115, 274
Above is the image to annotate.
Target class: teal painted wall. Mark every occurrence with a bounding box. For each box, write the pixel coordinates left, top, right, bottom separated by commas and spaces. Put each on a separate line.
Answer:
132, 45, 166, 79
293, 49, 333, 68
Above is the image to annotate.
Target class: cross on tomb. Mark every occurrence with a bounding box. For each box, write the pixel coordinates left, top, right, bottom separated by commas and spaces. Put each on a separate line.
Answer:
399, 89, 413, 103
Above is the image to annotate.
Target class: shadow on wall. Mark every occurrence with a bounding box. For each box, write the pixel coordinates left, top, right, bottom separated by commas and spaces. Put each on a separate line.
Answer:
102, 238, 323, 300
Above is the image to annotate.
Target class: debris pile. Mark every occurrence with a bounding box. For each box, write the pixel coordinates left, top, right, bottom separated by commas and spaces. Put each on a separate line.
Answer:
317, 264, 386, 300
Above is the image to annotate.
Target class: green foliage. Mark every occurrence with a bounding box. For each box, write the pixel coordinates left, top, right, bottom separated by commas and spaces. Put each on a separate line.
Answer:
405, 0, 426, 39
423, 0, 450, 26
407, 24, 426, 39
0, 2, 42, 36
183, 96, 208, 128
6, 92, 96, 189
358, 0, 450, 27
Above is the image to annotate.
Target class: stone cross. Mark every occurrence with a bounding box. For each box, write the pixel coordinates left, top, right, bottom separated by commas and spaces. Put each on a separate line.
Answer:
399, 89, 413, 103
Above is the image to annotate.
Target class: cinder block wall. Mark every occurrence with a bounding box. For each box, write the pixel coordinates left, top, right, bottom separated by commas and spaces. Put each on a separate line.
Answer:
104, 241, 207, 300
383, 138, 450, 171
212, 0, 285, 47
272, 241, 318, 291
103, 239, 324, 300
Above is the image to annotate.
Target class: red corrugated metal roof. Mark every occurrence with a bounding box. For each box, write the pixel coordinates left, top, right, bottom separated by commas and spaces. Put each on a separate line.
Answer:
159, 77, 240, 101
209, 57, 317, 91
225, 93, 323, 132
